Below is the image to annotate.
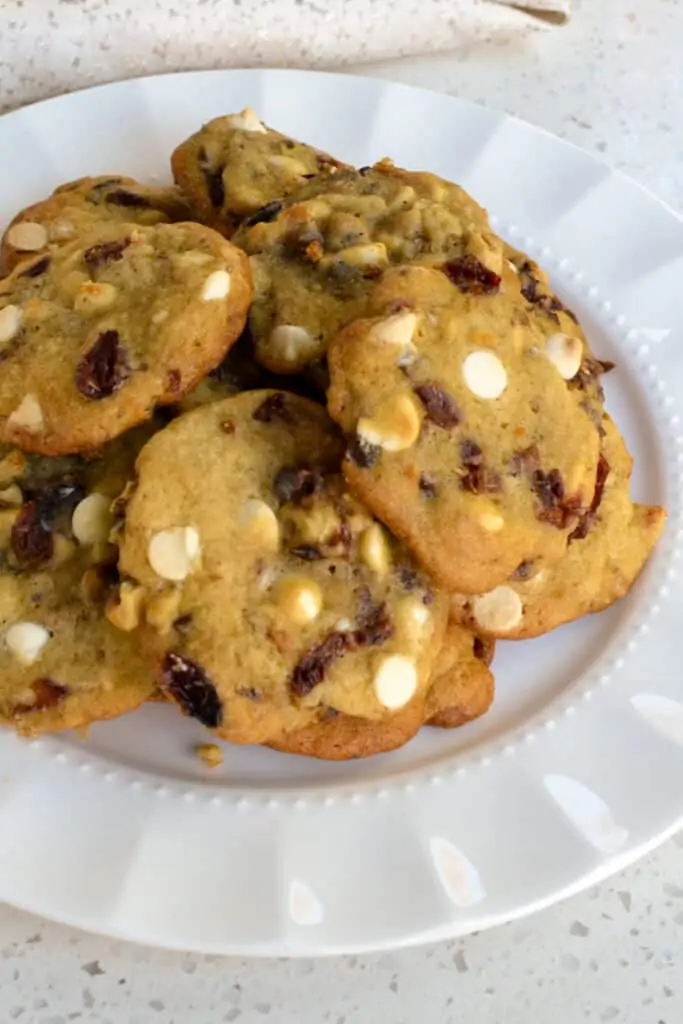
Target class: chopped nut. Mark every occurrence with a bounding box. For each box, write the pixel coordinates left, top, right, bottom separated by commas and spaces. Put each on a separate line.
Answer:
145, 587, 182, 635
240, 499, 280, 552
272, 576, 323, 625
195, 742, 224, 768
7, 394, 44, 433
0, 506, 20, 548
0, 483, 22, 507
147, 526, 201, 581
267, 154, 308, 176
105, 581, 147, 632
357, 393, 422, 452
279, 503, 340, 547
323, 242, 387, 269
0, 304, 22, 345
0, 450, 26, 486
73, 281, 119, 313
359, 523, 391, 577
52, 532, 76, 566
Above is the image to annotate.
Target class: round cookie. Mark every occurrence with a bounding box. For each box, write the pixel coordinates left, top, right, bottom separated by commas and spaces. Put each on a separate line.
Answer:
171, 108, 346, 236
0, 426, 156, 735
0, 221, 252, 455
327, 263, 603, 594
232, 159, 492, 375
453, 416, 666, 639
1, 175, 191, 275
116, 390, 447, 746
270, 618, 495, 759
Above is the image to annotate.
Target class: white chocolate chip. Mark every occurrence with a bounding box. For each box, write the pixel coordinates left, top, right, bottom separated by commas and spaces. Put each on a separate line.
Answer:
48, 218, 76, 241
148, 526, 201, 581
359, 523, 392, 577
145, 587, 182, 635
545, 333, 583, 380
357, 393, 421, 452
5, 622, 51, 665
7, 394, 44, 434
462, 351, 507, 399
71, 493, 114, 547
373, 654, 418, 710
257, 565, 277, 591
201, 270, 231, 301
73, 281, 119, 313
267, 325, 318, 369
369, 312, 418, 353
226, 108, 268, 133
152, 308, 169, 324
506, 258, 520, 275
6, 221, 48, 252
472, 586, 523, 633
272, 576, 323, 625
267, 155, 308, 176
173, 250, 214, 268
395, 596, 431, 647
479, 509, 505, 533
240, 499, 280, 552
334, 617, 354, 632
0, 305, 22, 345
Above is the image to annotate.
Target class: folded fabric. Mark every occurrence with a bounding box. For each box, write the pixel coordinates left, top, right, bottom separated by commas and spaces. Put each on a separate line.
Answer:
0, 0, 569, 114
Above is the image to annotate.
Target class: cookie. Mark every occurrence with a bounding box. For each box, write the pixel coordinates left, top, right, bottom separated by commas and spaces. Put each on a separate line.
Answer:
327, 263, 604, 594
0, 426, 156, 735
270, 618, 495, 759
115, 390, 447, 745
232, 159, 492, 374
454, 416, 666, 639
171, 108, 346, 236
0, 221, 252, 455
1, 175, 191, 275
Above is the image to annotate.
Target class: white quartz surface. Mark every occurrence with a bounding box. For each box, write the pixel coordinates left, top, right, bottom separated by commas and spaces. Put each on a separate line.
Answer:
1, 1, 683, 1021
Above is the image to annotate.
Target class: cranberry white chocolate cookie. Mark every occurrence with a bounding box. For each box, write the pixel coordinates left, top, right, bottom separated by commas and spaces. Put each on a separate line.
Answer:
0, 426, 156, 735
115, 390, 448, 747
454, 416, 666, 638
1, 175, 191, 275
232, 160, 492, 375
270, 617, 495, 759
327, 263, 604, 594
171, 108, 346, 236
0, 221, 252, 455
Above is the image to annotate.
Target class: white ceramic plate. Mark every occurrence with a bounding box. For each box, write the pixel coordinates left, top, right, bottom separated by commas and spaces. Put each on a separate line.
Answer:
0, 68, 681, 956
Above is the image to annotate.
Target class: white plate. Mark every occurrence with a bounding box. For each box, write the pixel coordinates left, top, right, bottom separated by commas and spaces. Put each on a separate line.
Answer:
0, 68, 682, 956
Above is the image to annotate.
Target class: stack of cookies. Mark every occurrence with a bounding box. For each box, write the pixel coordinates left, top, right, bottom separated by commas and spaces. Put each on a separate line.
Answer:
0, 110, 665, 760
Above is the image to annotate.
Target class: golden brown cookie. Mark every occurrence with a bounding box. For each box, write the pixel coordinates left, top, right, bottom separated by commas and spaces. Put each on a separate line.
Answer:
454, 416, 666, 638
0, 221, 252, 455
171, 108, 346, 236
1, 175, 191, 275
327, 263, 604, 594
232, 159, 491, 375
0, 426, 156, 736
115, 390, 447, 745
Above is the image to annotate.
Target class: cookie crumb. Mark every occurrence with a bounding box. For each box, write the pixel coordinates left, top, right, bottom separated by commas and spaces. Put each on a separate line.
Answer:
195, 742, 224, 768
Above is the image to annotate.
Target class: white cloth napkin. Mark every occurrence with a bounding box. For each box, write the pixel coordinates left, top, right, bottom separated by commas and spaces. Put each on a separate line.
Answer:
0, 0, 570, 113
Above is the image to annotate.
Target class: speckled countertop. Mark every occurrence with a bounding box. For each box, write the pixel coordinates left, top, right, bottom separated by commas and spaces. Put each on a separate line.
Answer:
1, 1, 683, 1022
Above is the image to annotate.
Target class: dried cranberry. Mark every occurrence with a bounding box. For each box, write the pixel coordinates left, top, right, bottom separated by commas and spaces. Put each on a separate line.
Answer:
346, 437, 380, 469
75, 330, 130, 400
509, 445, 540, 477
442, 255, 501, 295
37, 479, 86, 529
198, 149, 224, 209
273, 465, 324, 505
104, 188, 151, 208
570, 356, 616, 395
160, 652, 222, 728
173, 614, 193, 635
166, 369, 182, 395
291, 631, 353, 697
473, 636, 495, 666
25, 678, 67, 711
419, 473, 437, 499
86, 177, 124, 201
531, 468, 581, 529
83, 238, 129, 273
11, 501, 53, 568
355, 589, 393, 647
236, 686, 262, 702
252, 392, 293, 424
569, 453, 610, 542
243, 200, 283, 227
19, 256, 50, 278
413, 383, 461, 429
460, 440, 501, 494
395, 565, 420, 592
